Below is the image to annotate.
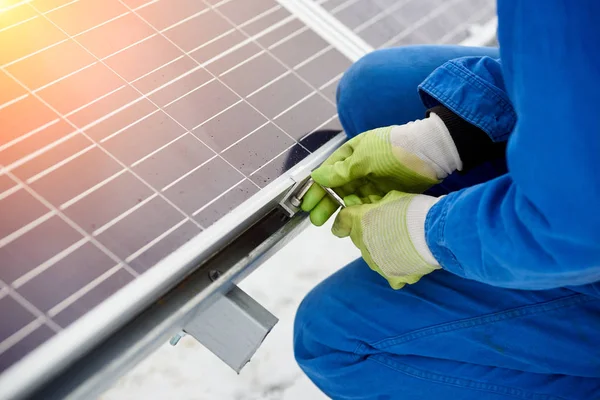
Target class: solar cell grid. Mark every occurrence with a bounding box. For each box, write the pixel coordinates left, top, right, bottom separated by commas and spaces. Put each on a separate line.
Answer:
0, 0, 347, 373
0, 0, 496, 378
314, 0, 496, 48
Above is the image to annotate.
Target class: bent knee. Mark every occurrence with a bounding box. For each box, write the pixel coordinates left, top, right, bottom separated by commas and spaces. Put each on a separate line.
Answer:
336, 50, 387, 136
293, 262, 379, 368
337, 46, 429, 137
293, 286, 360, 385
293, 278, 350, 368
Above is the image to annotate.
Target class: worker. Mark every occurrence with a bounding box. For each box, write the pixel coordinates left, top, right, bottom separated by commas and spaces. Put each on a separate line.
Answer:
295, 1, 600, 399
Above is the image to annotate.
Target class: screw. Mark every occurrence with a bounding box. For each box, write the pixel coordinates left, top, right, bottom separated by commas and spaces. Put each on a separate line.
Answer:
169, 331, 186, 346
290, 196, 302, 208
208, 270, 221, 281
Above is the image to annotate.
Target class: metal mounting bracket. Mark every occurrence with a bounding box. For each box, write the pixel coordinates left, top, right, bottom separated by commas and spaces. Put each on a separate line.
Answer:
170, 280, 278, 373
279, 177, 313, 217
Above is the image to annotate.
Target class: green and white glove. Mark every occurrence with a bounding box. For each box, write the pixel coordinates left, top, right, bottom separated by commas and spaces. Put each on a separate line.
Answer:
333, 191, 442, 289
302, 113, 461, 226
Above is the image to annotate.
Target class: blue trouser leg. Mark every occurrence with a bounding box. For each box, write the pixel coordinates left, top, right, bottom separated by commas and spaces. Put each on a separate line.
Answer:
294, 46, 600, 400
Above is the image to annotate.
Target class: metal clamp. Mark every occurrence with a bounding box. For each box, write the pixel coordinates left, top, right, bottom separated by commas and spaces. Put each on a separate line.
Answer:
279, 178, 345, 217
279, 177, 313, 216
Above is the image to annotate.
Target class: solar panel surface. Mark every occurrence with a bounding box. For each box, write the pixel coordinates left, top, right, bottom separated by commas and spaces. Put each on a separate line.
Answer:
315, 0, 496, 46
0, 0, 495, 376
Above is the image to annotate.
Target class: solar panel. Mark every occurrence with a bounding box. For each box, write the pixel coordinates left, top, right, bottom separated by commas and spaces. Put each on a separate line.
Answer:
314, 0, 496, 47
0, 0, 496, 381
0, 0, 348, 374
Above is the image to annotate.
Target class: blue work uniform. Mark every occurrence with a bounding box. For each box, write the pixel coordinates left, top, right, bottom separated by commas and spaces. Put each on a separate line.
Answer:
293, 1, 600, 399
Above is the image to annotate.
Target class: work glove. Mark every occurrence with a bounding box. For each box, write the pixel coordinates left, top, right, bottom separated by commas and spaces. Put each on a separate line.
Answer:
334, 191, 441, 289
302, 113, 461, 226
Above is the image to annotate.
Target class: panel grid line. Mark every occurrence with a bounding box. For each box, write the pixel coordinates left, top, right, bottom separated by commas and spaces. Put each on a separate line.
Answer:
132, 0, 158, 10
330, 0, 361, 15
190, 98, 244, 130
40, 0, 81, 15
0, 286, 8, 301
124, 218, 188, 263
191, 177, 246, 217
438, 4, 495, 44
128, 55, 185, 85
97, 33, 158, 62
59, 170, 128, 210
27, 144, 95, 184
0, 184, 23, 201
69, 11, 131, 38
246, 71, 292, 98
0, 319, 45, 357
92, 194, 158, 236
209, 0, 236, 8
62, 85, 128, 118
157, 7, 211, 33
0, 210, 56, 249
46, 264, 123, 318
219, 121, 272, 154
185, 28, 237, 56
160, 155, 218, 192
98, 109, 162, 144
130, 132, 190, 167
237, 4, 284, 29
1, 38, 70, 69
272, 91, 317, 121
353, 0, 414, 33
381, 0, 465, 47
3, 130, 81, 173
218, 50, 266, 77
159, 77, 218, 108
267, 25, 310, 50
0, 93, 29, 111
319, 71, 344, 90
0, 15, 38, 34
293, 45, 334, 70
12, 238, 89, 288
0, 279, 62, 333
312, 114, 340, 132
248, 142, 297, 177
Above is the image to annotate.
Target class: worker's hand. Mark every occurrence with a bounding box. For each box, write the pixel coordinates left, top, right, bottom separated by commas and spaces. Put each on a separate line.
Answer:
333, 191, 441, 289
301, 113, 461, 226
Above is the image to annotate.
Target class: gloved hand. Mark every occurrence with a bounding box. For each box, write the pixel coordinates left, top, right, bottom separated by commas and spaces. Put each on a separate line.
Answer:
333, 191, 441, 289
301, 113, 461, 226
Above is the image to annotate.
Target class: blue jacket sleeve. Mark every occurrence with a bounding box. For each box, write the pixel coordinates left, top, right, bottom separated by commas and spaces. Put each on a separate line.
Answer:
422, 0, 600, 290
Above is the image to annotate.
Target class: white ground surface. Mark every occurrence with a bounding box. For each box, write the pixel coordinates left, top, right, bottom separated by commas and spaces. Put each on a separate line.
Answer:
100, 219, 360, 400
